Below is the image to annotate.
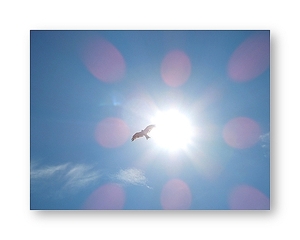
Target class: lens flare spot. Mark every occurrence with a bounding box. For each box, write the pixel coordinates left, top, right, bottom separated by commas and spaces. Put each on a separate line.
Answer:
83, 183, 125, 210
161, 50, 191, 87
228, 32, 270, 82
82, 37, 126, 83
223, 117, 261, 149
95, 117, 130, 148
229, 185, 270, 210
160, 179, 192, 210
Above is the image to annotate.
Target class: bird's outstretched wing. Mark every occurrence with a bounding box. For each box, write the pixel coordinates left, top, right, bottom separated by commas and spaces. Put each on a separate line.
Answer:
143, 124, 156, 134
131, 131, 143, 141
131, 125, 156, 141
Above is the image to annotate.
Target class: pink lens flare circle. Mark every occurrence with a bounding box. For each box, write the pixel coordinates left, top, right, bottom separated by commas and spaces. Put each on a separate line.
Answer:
83, 183, 125, 210
229, 185, 270, 210
160, 178, 192, 210
95, 117, 130, 148
228, 33, 270, 82
223, 117, 261, 149
82, 38, 126, 83
161, 50, 191, 87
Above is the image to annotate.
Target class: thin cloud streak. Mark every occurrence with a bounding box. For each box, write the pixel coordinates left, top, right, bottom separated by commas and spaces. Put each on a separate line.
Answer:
260, 132, 270, 147
31, 163, 69, 179
31, 162, 102, 194
113, 168, 152, 188
259, 132, 270, 158
64, 164, 102, 191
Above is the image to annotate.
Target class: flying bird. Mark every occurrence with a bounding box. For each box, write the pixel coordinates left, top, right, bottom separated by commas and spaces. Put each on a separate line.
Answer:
131, 124, 156, 141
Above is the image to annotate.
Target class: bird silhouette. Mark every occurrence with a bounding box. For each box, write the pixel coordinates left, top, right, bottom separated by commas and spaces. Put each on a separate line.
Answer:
131, 125, 156, 141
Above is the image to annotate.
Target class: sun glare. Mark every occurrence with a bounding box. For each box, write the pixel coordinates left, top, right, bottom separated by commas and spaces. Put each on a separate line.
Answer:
150, 109, 193, 151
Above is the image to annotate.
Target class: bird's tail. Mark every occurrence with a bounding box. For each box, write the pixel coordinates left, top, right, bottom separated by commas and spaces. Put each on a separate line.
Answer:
145, 134, 150, 140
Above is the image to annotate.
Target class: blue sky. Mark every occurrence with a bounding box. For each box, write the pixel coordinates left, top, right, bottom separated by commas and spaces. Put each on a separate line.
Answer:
30, 30, 270, 210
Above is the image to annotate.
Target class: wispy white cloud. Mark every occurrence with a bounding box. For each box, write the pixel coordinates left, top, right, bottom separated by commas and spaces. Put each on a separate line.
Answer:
260, 132, 270, 144
259, 132, 270, 157
259, 132, 270, 148
31, 162, 102, 195
113, 168, 152, 188
31, 163, 69, 179
63, 164, 102, 191
31, 162, 152, 201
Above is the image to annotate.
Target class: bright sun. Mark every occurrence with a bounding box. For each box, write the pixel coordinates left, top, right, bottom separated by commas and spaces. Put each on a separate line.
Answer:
150, 109, 193, 151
